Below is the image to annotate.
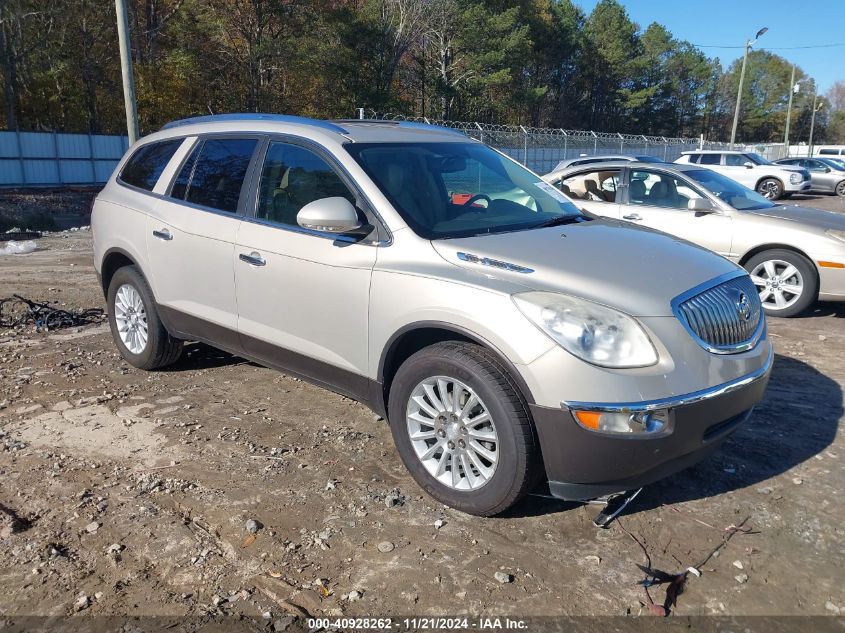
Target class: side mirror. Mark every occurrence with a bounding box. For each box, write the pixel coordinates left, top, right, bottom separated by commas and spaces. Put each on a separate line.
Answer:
743, 161, 754, 169
824, 167, 832, 173
297, 197, 362, 233
688, 198, 715, 213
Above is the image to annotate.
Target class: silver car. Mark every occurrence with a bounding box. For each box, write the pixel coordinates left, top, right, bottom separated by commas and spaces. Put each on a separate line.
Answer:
774, 157, 845, 197
92, 115, 772, 516
544, 161, 845, 317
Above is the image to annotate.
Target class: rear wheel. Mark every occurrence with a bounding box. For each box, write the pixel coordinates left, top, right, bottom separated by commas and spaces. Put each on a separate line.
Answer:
756, 178, 783, 200
744, 249, 818, 317
107, 266, 183, 369
387, 341, 540, 516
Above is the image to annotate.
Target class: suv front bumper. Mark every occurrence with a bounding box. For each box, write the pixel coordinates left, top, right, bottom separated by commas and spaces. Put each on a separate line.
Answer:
530, 345, 773, 501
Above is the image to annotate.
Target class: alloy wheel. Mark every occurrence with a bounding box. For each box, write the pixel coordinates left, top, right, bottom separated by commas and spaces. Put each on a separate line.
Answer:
758, 180, 781, 200
405, 376, 499, 490
113, 283, 148, 354
749, 259, 804, 311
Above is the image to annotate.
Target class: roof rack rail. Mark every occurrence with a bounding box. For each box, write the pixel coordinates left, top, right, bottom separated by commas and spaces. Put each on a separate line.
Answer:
161, 113, 348, 134
333, 118, 465, 137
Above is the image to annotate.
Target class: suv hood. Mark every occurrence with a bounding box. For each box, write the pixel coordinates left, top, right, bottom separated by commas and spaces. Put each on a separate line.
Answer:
431, 219, 740, 317
745, 204, 845, 230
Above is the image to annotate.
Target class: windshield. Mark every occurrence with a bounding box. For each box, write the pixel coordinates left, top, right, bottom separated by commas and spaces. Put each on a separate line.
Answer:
745, 152, 772, 166
345, 142, 584, 239
685, 169, 775, 210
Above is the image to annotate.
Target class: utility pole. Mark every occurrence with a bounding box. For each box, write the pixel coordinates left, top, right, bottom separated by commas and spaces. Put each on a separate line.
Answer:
783, 64, 798, 155
115, 0, 139, 144
730, 27, 768, 148
808, 96, 823, 157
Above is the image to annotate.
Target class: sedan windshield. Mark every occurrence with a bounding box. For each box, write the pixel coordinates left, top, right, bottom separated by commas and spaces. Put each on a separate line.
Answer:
685, 169, 775, 210
819, 158, 845, 171
345, 142, 584, 239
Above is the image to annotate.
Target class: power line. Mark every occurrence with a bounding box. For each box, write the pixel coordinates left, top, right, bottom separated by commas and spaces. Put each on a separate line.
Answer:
692, 42, 845, 50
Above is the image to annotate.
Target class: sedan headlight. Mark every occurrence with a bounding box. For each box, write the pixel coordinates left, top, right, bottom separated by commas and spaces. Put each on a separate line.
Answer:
828, 229, 845, 244
512, 291, 658, 368
789, 172, 802, 184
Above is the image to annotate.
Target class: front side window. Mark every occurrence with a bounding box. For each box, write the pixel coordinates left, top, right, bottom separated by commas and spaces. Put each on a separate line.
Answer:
346, 142, 583, 239
699, 153, 721, 165
629, 170, 704, 209
120, 139, 183, 191
256, 142, 355, 227
560, 169, 621, 202
171, 138, 258, 213
686, 169, 774, 210
725, 154, 748, 167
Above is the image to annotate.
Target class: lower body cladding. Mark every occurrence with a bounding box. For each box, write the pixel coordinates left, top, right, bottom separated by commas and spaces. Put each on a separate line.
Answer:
529, 346, 773, 501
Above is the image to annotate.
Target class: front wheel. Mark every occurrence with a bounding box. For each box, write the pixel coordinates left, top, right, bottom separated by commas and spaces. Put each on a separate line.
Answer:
744, 249, 818, 317
756, 178, 784, 200
836, 181, 845, 197
387, 341, 540, 516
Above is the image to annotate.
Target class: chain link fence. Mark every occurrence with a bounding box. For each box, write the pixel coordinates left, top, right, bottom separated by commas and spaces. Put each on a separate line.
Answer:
359, 110, 730, 174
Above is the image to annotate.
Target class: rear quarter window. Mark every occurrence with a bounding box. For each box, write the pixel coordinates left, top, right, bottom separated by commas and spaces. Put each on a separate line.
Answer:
119, 139, 183, 191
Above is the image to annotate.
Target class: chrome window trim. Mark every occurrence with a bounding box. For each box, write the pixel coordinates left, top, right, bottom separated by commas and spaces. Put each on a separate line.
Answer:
562, 343, 773, 413
670, 270, 766, 355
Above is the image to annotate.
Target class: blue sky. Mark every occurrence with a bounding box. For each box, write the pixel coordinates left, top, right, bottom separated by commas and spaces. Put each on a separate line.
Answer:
574, 0, 845, 94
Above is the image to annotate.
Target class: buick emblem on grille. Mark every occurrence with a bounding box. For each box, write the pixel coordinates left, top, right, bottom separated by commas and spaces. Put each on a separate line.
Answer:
736, 291, 752, 321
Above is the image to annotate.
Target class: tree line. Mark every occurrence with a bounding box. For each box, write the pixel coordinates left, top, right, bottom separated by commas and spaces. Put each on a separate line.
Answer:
1, 0, 843, 143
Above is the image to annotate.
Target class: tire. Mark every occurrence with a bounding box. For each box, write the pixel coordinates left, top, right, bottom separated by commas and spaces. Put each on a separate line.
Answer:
836, 180, 845, 198
107, 265, 183, 369
387, 341, 540, 516
756, 178, 784, 200
743, 249, 818, 318
780, 192, 793, 199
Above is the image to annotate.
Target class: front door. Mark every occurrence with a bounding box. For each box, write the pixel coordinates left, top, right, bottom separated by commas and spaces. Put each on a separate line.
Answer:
146, 136, 260, 348
234, 139, 378, 397
623, 168, 733, 257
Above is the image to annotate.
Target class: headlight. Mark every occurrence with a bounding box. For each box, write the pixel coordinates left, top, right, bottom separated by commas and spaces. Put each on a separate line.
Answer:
512, 291, 658, 368
828, 229, 845, 244
789, 172, 802, 184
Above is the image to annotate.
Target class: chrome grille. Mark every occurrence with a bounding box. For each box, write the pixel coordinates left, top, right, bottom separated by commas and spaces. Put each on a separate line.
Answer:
675, 275, 764, 353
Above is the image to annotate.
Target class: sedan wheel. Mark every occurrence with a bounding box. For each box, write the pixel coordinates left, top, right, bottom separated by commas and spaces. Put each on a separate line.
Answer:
406, 376, 499, 491
836, 181, 845, 197
756, 178, 783, 200
745, 249, 818, 317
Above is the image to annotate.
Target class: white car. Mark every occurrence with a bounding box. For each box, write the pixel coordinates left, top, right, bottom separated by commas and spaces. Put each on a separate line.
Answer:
674, 150, 810, 200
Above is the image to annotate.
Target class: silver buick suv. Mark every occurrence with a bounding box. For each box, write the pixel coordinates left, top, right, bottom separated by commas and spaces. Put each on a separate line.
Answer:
92, 114, 773, 516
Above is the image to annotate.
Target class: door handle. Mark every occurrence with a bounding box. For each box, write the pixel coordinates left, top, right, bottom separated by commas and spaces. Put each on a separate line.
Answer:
152, 228, 173, 241
239, 252, 266, 267
622, 213, 642, 221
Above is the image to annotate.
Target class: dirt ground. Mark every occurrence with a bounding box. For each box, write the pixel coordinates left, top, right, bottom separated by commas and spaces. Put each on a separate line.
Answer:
0, 225, 844, 627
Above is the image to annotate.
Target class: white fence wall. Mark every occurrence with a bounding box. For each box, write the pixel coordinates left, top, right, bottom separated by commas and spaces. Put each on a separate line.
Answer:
0, 130, 129, 187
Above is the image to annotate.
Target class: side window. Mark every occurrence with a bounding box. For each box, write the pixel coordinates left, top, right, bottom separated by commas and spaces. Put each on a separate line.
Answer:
807, 159, 826, 172
560, 170, 620, 202
699, 153, 721, 165
170, 141, 201, 199
180, 138, 258, 213
724, 154, 747, 167
819, 149, 835, 156
686, 154, 701, 164
119, 139, 183, 191
630, 170, 704, 210
256, 142, 355, 227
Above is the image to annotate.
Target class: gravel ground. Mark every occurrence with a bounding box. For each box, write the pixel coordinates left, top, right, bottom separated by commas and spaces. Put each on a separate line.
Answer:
0, 227, 843, 628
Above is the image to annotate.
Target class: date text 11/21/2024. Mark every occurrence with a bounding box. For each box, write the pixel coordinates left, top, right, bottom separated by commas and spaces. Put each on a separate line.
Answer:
306, 617, 528, 630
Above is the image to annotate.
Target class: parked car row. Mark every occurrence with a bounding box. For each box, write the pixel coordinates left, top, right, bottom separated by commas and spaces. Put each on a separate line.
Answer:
773, 157, 845, 198
93, 115, 777, 517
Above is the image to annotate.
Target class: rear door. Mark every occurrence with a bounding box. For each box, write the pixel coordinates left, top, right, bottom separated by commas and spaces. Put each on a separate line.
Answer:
145, 135, 261, 347
555, 167, 622, 218
622, 168, 732, 256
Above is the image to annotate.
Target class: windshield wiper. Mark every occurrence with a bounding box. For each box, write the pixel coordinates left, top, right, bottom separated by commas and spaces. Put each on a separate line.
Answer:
532, 214, 585, 229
